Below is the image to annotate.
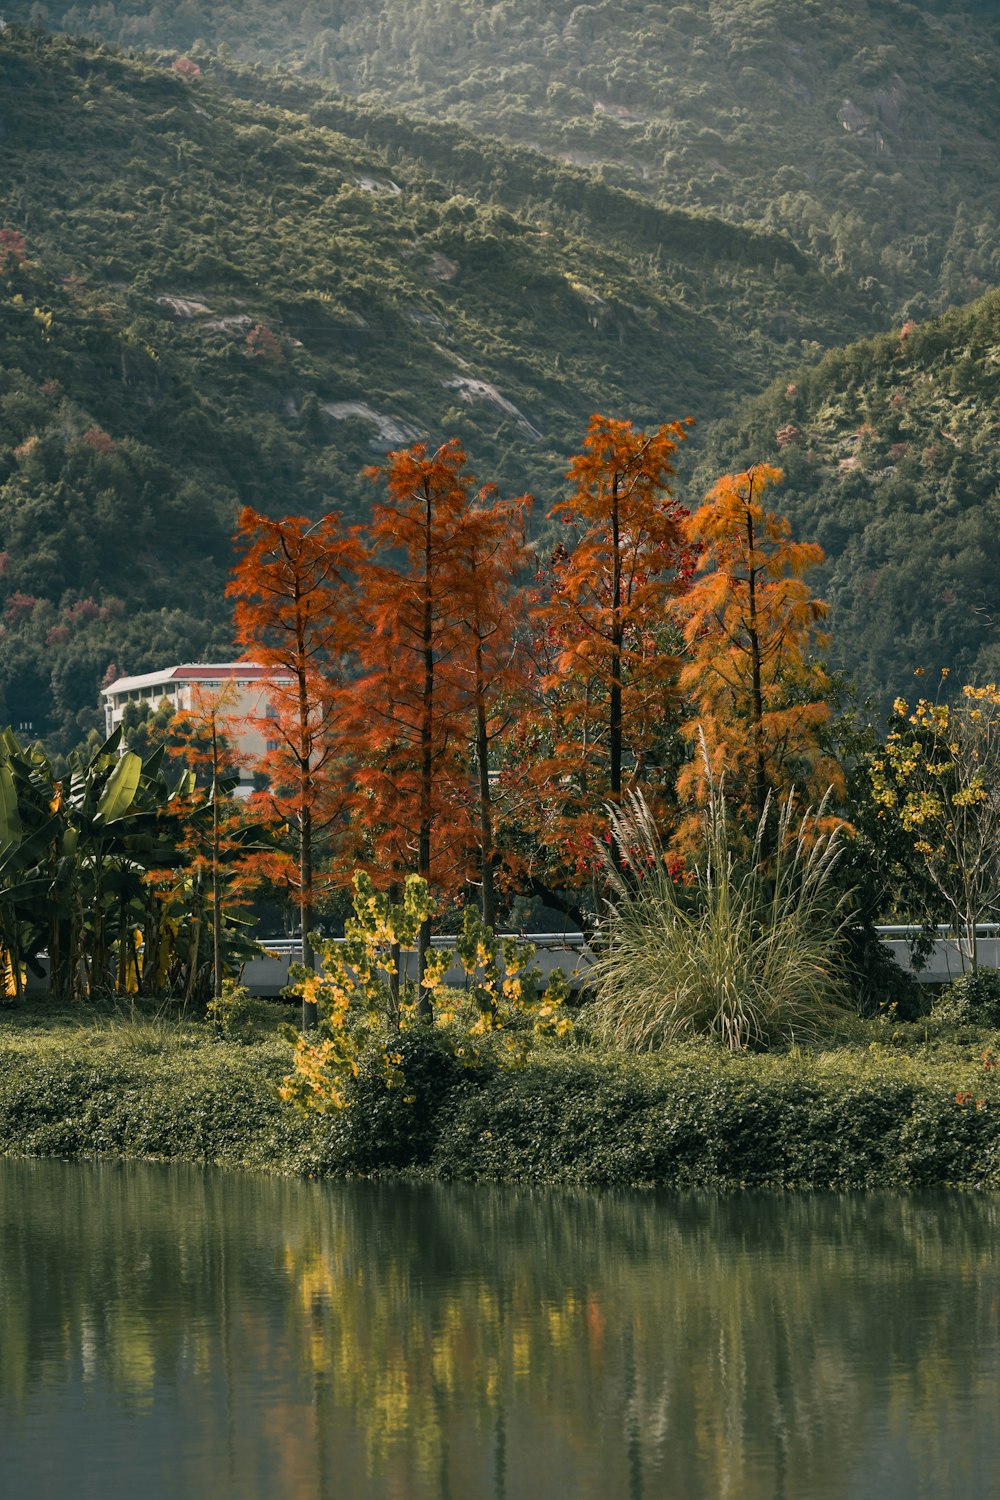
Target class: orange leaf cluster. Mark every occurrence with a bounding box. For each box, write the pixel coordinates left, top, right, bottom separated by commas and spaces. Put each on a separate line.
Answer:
222, 424, 841, 961
676, 465, 839, 826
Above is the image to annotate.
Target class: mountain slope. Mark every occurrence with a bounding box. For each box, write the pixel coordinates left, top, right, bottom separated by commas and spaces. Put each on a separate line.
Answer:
0, 27, 870, 749
18, 0, 1000, 319
696, 289, 1000, 705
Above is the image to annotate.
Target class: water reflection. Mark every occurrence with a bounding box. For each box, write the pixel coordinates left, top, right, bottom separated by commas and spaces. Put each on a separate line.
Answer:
1, 1160, 999, 1498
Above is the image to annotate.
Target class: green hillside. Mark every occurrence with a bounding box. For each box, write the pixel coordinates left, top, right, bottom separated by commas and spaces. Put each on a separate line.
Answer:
0, 27, 870, 751
696, 289, 1000, 705
18, 0, 1000, 318
1, 16, 998, 745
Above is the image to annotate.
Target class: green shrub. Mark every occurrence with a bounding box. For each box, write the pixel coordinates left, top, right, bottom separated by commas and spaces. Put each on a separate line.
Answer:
324, 1025, 488, 1173
5, 1012, 1000, 1190
933, 969, 1000, 1029
431, 1045, 1000, 1190
0, 1025, 319, 1172
206, 980, 262, 1042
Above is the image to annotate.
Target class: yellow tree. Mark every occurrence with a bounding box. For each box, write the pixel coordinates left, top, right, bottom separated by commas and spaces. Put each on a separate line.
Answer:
871, 683, 1000, 969
677, 464, 839, 828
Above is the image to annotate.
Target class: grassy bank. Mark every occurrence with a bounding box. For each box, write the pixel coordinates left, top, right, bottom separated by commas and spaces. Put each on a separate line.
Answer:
3, 1004, 1000, 1189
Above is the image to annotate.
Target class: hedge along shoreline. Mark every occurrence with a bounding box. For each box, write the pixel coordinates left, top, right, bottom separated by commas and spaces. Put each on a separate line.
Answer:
3, 1021, 1000, 1189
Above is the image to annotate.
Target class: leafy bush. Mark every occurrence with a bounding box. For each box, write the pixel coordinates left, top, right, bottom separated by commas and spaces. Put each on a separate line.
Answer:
205, 979, 266, 1042
431, 1044, 1000, 1190
5, 1013, 1000, 1188
933, 969, 1000, 1029
0, 1023, 319, 1170
281, 873, 573, 1116
591, 784, 850, 1052
323, 1025, 487, 1173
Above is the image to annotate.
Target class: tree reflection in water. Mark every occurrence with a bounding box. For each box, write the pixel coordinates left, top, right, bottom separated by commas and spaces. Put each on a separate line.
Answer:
2, 1160, 999, 1499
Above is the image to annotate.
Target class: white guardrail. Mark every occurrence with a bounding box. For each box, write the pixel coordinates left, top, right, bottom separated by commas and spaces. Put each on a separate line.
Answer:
874, 925, 1000, 986
240, 933, 595, 997
235, 926, 1000, 996
223, 924, 1000, 996
19, 926, 998, 998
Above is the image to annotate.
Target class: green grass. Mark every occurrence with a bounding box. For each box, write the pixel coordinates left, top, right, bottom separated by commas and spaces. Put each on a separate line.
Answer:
4, 999, 1000, 1189
0, 1000, 322, 1173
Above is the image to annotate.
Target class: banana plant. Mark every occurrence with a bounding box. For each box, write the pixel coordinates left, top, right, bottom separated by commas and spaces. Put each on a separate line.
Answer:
0, 725, 275, 1005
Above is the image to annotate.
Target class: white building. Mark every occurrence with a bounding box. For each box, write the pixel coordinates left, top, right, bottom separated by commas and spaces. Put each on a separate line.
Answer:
102, 662, 293, 796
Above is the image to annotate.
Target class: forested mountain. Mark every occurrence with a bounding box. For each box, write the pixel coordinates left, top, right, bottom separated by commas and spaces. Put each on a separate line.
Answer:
0, 27, 868, 750
697, 288, 1000, 705
13, 0, 1000, 319
1, 11, 998, 751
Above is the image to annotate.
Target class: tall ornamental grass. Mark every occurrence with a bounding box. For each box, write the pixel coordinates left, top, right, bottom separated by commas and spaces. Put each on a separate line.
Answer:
591, 777, 851, 1052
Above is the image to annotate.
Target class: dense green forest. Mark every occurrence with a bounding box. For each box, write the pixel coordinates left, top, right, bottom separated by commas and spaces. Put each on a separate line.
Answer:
698, 288, 1000, 702
12, 0, 1000, 317
0, 10, 998, 751
0, 27, 868, 750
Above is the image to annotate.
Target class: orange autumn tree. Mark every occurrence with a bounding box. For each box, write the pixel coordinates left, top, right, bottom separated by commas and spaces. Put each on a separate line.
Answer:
350, 440, 506, 1011
228, 509, 361, 1013
451, 487, 532, 927
525, 413, 693, 887
677, 464, 839, 830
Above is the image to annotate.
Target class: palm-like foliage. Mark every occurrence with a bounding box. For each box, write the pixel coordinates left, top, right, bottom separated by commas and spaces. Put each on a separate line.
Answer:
591, 772, 851, 1052
0, 728, 270, 1003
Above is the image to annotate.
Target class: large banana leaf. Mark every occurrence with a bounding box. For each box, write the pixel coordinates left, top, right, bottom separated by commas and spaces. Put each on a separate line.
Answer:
94, 752, 142, 826
0, 764, 22, 852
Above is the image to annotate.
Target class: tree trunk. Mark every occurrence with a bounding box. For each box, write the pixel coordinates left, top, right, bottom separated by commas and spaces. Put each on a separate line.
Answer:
300, 801, 317, 1030
211, 718, 223, 1005
610, 471, 623, 802
296, 619, 318, 1031
474, 641, 497, 929
184, 881, 202, 1010
417, 479, 435, 1020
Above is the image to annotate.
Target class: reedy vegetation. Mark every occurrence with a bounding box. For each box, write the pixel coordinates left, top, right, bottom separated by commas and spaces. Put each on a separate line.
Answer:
592, 772, 850, 1054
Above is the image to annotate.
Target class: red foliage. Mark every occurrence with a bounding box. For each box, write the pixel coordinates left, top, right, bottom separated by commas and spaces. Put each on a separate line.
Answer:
82, 425, 115, 454
0, 228, 28, 274
66, 599, 103, 624
171, 56, 201, 78
245, 324, 283, 362
228, 507, 363, 954
4, 592, 39, 624
349, 441, 490, 897
519, 413, 694, 884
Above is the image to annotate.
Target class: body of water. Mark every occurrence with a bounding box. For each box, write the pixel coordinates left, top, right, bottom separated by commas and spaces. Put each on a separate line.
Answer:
2, 1159, 999, 1498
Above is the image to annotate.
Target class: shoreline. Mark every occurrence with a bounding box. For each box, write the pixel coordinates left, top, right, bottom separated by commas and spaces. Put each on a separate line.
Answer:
3, 1015, 1000, 1190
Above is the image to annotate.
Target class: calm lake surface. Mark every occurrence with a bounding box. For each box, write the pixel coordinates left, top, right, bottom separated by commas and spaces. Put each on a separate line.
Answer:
2, 1160, 1000, 1499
